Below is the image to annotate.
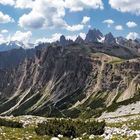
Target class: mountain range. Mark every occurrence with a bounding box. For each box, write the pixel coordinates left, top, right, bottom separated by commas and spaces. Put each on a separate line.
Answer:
0, 41, 34, 52
0, 29, 139, 118
59, 29, 140, 47
0, 29, 140, 52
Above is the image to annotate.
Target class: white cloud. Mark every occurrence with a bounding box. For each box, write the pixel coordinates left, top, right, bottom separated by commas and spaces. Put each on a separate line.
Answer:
1, 0, 104, 12
0, 0, 34, 9
126, 32, 139, 40
65, 0, 103, 12
15, 0, 34, 9
0, 30, 32, 45
11, 31, 32, 43
63, 33, 86, 41
103, 19, 114, 27
65, 33, 86, 41
0, 0, 15, 6
0, 34, 6, 44
1, 29, 8, 33
19, 0, 66, 29
0, 11, 14, 23
19, 13, 45, 29
36, 33, 62, 44
109, 0, 140, 15
36, 32, 86, 44
88, 25, 91, 28
66, 35, 77, 41
126, 21, 137, 28
82, 16, 90, 24
18, 0, 102, 31
115, 25, 123, 30
66, 24, 84, 31
79, 32, 86, 39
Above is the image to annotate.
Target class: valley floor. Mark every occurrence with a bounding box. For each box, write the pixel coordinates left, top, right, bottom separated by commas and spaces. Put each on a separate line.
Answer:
0, 115, 140, 140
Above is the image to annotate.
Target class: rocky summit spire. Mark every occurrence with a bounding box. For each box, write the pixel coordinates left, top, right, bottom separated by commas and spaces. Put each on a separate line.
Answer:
104, 32, 116, 44
59, 35, 73, 46
85, 29, 103, 43
75, 36, 84, 44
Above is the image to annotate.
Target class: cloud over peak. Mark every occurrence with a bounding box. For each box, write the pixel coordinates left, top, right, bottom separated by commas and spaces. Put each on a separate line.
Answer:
11, 31, 32, 43
126, 32, 139, 40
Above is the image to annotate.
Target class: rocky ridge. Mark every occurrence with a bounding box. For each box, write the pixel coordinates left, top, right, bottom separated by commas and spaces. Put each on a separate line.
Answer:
0, 29, 139, 117
0, 42, 139, 118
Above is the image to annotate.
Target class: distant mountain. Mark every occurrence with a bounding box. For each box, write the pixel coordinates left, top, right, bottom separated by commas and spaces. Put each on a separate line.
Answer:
104, 32, 116, 44
84, 29, 140, 47
0, 29, 140, 52
0, 48, 35, 69
116, 37, 127, 46
59, 35, 73, 46
0, 41, 20, 52
137, 38, 140, 44
85, 29, 103, 43
75, 36, 84, 44
0, 41, 34, 52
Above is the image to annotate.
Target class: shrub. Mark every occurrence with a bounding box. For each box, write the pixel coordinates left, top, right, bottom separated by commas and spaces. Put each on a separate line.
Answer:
0, 118, 23, 128
35, 119, 105, 138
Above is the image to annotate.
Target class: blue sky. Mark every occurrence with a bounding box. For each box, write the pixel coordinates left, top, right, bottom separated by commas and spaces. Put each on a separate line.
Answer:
0, 0, 140, 44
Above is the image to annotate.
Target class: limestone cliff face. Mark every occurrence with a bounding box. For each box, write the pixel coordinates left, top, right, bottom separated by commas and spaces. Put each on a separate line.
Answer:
0, 45, 139, 118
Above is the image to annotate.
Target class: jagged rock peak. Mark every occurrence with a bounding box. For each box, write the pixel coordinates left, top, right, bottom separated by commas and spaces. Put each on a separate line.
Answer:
85, 28, 103, 43
104, 32, 116, 44
59, 35, 73, 46
75, 36, 84, 44
60, 35, 66, 44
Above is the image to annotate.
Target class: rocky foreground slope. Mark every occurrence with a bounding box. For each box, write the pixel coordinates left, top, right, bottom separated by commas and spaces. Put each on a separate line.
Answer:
0, 43, 139, 118
0, 114, 140, 140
